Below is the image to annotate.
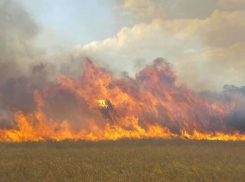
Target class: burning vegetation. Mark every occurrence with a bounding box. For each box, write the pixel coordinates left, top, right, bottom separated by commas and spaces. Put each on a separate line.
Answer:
0, 58, 245, 142
1, 0, 245, 142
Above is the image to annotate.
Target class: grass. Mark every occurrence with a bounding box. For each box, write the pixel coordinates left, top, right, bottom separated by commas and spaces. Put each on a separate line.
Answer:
0, 139, 245, 182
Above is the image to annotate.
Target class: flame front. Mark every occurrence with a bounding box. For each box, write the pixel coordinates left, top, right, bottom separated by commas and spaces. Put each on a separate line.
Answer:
0, 59, 244, 142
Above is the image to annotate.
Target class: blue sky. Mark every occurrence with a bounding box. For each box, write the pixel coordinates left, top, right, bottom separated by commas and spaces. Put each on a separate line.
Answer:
19, 0, 120, 47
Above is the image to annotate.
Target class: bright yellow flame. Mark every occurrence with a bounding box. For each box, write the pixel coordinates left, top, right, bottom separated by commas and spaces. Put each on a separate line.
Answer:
98, 100, 108, 108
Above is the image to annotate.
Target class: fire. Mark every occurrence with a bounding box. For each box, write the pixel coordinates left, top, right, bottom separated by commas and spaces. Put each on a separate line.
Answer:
0, 58, 245, 142
98, 100, 108, 108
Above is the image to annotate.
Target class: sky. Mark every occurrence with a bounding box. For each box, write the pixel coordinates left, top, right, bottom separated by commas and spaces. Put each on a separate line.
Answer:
18, 0, 121, 48
3, 0, 245, 91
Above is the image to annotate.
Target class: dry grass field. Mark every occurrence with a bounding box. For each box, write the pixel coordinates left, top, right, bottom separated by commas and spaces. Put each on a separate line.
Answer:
0, 139, 245, 182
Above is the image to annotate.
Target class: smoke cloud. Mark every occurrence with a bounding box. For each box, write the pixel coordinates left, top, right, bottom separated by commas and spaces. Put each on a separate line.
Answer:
0, 0, 245, 141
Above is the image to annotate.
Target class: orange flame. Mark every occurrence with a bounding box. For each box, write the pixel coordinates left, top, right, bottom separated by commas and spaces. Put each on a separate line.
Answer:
0, 59, 244, 142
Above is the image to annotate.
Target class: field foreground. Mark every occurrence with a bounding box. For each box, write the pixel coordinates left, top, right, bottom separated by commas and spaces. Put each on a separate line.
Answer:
0, 139, 245, 182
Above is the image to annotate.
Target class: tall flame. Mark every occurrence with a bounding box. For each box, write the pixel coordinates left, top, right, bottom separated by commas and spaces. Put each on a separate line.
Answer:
0, 59, 244, 142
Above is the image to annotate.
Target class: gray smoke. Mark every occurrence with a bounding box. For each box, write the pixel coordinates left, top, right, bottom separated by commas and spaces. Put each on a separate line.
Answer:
223, 85, 245, 132
0, 0, 39, 81
196, 85, 245, 132
0, 0, 53, 114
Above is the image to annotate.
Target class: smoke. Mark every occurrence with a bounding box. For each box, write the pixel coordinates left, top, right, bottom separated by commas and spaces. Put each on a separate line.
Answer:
222, 85, 245, 132
0, 0, 39, 80
0, 0, 56, 114
0, 0, 245, 141
196, 85, 245, 133
0, 0, 35, 112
